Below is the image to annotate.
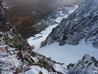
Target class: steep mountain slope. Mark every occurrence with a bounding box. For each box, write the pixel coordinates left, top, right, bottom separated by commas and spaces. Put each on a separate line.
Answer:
0, 0, 67, 74
1, 0, 98, 74
28, 5, 78, 50
41, 0, 98, 49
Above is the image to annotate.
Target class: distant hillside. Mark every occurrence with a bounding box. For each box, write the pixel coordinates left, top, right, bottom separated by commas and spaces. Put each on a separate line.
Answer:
6, 0, 79, 38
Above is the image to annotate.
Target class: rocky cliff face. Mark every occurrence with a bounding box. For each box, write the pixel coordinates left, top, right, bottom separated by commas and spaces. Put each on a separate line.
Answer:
41, 0, 98, 49
67, 54, 98, 74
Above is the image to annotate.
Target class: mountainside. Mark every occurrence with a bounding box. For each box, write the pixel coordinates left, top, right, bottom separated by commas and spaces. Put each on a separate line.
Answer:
0, 1, 67, 74
41, 0, 98, 49
6, 0, 79, 39
0, 0, 98, 74
67, 54, 98, 74
28, 5, 78, 50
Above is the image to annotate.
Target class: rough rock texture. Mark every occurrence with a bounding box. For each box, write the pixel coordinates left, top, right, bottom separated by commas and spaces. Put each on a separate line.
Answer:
0, 0, 66, 74
67, 54, 98, 74
41, 0, 98, 49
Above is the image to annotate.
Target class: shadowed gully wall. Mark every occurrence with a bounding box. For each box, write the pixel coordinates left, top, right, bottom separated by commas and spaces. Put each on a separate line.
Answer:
6, 0, 79, 38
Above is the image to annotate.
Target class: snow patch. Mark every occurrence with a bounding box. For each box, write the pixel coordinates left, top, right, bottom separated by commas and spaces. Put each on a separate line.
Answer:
35, 41, 98, 65
25, 66, 50, 74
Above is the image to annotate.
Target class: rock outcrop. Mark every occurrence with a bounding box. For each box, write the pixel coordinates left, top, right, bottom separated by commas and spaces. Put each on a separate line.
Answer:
67, 54, 98, 74
41, 0, 98, 49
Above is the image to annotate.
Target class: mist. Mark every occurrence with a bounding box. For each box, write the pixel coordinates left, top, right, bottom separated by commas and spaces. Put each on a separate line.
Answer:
6, 0, 79, 17
7, 0, 79, 8
6, 0, 79, 38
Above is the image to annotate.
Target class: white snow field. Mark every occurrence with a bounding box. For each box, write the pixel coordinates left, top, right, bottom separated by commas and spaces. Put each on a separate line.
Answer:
35, 41, 98, 65
28, 5, 98, 65
27, 5, 98, 74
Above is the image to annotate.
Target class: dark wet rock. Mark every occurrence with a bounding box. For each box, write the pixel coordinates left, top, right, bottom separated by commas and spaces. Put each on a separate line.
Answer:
41, 0, 98, 49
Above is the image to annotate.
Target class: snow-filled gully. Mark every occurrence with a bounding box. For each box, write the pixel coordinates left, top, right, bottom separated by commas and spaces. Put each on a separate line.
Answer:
28, 5, 98, 65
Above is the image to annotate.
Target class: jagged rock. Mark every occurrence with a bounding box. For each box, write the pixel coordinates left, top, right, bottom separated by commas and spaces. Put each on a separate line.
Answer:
41, 0, 98, 49
67, 54, 98, 74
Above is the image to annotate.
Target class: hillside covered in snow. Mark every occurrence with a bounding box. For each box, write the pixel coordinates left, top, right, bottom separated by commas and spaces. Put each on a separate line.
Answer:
28, 0, 98, 73
0, 0, 98, 74
41, 0, 98, 48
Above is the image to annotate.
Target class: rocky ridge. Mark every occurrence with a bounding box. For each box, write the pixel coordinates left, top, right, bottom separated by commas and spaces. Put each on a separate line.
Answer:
67, 54, 98, 74
41, 0, 98, 49
0, 0, 67, 74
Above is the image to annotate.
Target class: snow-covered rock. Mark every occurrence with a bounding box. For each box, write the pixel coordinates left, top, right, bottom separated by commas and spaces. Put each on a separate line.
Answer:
2, 0, 9, 9
28, 5, 77, 50
41, 0, 98, 49
67, 54, 98, 74
25, 54, 98, 74
1, 0, 98, 74
0, 1, 68, 74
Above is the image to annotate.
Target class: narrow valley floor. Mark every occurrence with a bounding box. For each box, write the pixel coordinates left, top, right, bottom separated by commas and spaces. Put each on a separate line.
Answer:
27, 5, 98, 65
